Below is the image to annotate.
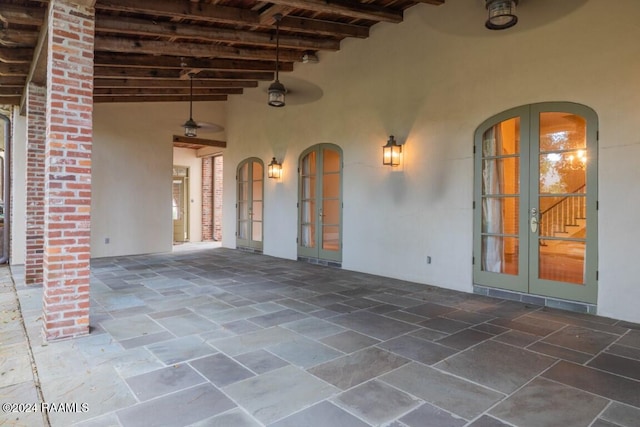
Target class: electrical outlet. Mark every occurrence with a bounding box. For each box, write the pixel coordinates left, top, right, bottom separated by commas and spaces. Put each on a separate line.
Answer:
427, 256, 432, 264
105, 237, 110, 244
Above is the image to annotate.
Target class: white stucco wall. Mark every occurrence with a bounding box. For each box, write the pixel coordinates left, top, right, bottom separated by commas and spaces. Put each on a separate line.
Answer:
90, 101, 225, 257
221, 0, 640, 323
10, 110, 26, 266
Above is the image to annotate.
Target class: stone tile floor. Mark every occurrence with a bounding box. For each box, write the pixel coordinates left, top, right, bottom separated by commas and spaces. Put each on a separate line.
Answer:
1, 247, 640, 427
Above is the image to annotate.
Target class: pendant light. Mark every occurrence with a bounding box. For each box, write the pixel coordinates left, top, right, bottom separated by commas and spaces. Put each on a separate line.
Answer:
268, 14, 286, 107
183, 73, 198, 137
485, 0, 518, 30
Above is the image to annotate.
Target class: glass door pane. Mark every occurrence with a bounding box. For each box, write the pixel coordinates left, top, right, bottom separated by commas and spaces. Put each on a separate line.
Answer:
252, 162, 263, 243
298, 145, 342, 262
321, 148, 341, 253
480, 117, 521, 276
237, 159, 263, 250
300, 151, 317, 249
535, 112, 587, 285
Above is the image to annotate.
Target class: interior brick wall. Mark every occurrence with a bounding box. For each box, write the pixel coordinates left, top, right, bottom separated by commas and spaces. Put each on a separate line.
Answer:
201, 157, 213, 241
213, 156, 223, 241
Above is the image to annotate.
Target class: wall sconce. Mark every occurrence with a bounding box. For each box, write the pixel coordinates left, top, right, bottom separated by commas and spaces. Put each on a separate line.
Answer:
268, 157, 282, 179
485, 0, 518, 30
382, 135, 402, 167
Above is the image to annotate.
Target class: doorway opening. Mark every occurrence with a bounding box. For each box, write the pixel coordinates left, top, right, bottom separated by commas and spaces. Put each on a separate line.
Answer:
173, 166, 189, 243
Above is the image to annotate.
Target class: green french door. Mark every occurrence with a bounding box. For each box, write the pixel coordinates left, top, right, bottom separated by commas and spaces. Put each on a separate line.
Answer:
298, 144, 342, 263
237, 158, 263, 251
473, 103, 598, 303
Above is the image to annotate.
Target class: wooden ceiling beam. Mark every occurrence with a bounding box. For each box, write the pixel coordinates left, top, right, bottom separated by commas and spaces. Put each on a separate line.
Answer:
96, 0, 368, 38
261, 0, 402, 23
0, 5, 46, 27
95, 37, 303, 62
0, 62, 29, 76
96, 16, 340, 51
0, 29, 39, 47
172, 135, 227, 148
279, 15, 367, 38
96, 0, 260, 26
0, 87, 23, 95
94, 94, 228, 103
259, 6, 296, 25
94, 78, 258, 88
412, 0, 445, 4
0, 96, 20, 105
93, 87, 243, 96
94, 53, 294, 72
0, 47, 34, 63
95, 66, 273, 81
0, 76, 26, 86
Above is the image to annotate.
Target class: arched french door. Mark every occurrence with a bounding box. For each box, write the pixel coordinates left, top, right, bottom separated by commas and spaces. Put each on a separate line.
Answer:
298, 144, 343, 263
236, 158, 263, 251
473, 103, 598, 303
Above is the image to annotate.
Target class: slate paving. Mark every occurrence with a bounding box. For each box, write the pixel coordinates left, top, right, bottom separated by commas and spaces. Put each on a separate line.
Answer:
2, 246, 640, 426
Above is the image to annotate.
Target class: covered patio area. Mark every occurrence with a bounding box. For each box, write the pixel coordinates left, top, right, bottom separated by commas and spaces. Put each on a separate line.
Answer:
2, 247, 639, 426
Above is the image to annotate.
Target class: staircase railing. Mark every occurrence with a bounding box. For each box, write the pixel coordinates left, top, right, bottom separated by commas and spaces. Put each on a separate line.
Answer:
540, 185, 586, 238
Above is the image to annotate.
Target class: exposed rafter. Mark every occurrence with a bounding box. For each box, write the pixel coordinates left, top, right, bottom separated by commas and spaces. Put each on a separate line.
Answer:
0, 0, 445, 106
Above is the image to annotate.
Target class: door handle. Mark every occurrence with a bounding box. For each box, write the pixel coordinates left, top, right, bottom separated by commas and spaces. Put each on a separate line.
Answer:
530, 208, 538, 233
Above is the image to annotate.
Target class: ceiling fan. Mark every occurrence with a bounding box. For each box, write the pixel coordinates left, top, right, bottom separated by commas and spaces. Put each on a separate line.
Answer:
179, 65, 224, 136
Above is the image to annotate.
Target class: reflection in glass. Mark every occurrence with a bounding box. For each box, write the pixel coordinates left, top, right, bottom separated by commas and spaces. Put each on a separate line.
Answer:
482, 197, 519, 234
539, 195, 586, 239
252, 222, 263, 242
482, 158, 519, 195
323, 149, 340, 172
539, 113, 585, 152
538, 112, 587, 286
481, 118, 520, 276
539, 240, 585, 284
322, 226, 340, 251
237, 159, 263, 248
481, 236, 519, 275
539, 152, 586, 194
482, 118, 520, 156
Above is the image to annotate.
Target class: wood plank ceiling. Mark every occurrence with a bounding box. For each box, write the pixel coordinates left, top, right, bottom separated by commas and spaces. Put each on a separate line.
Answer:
0, 0, 444, 107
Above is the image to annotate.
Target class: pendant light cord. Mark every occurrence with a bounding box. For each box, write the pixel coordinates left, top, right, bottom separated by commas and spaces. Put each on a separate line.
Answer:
189, 73, 194, 119
275, 14, 281, 81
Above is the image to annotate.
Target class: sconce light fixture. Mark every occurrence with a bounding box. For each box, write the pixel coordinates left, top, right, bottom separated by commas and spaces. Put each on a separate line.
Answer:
382, 135, 402, 167
485, 0, 519, 30
268, 157, 283, 179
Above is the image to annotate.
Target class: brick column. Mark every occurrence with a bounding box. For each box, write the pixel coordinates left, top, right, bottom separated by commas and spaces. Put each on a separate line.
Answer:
42, 0, 95, 341
202, 157, 213, 241
213, 156, 223, 241
26, 84, 46, 285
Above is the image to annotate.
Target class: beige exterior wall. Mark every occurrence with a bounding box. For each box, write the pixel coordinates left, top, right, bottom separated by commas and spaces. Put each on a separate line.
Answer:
10, 110, 26, 266
7, 0, 640, 322
90, 101, 225, 257
222, 0, 640, 323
